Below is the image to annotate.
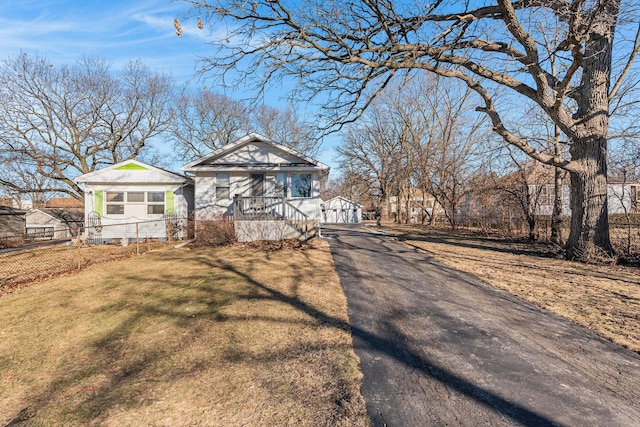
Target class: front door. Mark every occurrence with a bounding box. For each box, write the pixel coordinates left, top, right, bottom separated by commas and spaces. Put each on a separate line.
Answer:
251, 173, 265, 197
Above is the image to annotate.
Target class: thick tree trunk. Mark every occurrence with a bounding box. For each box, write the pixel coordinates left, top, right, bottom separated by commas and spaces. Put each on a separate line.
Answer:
566, 153, 612, 260
565, 6, 617, 261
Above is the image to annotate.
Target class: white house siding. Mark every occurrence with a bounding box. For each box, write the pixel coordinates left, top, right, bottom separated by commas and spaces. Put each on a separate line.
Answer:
194, 174, 227, 220
82, 184, 191, 241
208, 141, 301, 165
532, 184, 631, 216
194, 171, 325, 222
25, 210, 68, 239
321, 197, 362, 224
183, 134, 330, 241
608, 184, 632, 215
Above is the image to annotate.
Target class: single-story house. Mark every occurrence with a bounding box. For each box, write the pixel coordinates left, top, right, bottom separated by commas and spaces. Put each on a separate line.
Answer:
25, 208, 84, 239
321, 196, 362, 223
74, 160, 194, 242
182, 133, 330, 241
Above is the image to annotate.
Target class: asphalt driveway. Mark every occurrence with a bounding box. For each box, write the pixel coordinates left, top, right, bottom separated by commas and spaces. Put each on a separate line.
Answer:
323, 224, 640, 427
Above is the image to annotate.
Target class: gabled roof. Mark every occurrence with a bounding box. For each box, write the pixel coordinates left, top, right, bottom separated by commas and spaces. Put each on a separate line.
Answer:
322, 196, 362, 207
181, 133, 330, 174
74, 159, 192, 185
26, 208, 84, 224
0, 206, 27, 216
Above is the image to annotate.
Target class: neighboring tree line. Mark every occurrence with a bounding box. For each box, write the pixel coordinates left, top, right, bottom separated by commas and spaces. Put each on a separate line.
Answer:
0, 52, 321, 204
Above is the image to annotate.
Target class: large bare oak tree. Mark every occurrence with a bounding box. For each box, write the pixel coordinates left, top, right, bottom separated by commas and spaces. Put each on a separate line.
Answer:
0, 53, 175, 200
179, 0, 639, 260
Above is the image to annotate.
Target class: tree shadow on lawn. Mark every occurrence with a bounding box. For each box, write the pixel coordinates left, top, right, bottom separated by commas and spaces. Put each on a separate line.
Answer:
4, 249, 355, 426
389, 226, 565, 259
202, 253, 560, 427
7, 247, 556, 427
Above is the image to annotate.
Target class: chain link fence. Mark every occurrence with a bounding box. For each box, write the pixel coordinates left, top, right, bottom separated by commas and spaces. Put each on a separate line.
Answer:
1, 217, 191, 295
419, 213, 640, 258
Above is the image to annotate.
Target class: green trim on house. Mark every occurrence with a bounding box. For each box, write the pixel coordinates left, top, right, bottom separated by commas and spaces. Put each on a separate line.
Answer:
94, 190, 104, 215
165, 191, 174, 213
115, 163, 148, 171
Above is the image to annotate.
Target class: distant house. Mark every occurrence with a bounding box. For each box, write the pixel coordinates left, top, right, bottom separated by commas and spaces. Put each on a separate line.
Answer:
25, 208, 84, 239
74, 160, 194, 242
182, 133, 329, 241
321, 196, 362, 224
524, 164, 636, 216
0, 206, 26, 238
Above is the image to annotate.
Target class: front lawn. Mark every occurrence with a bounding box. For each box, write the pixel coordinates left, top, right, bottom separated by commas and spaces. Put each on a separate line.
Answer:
0, 241, 368, 426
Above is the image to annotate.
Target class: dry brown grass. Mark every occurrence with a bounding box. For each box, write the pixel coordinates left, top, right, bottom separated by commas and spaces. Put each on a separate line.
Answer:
385, 225, 640, 354
0, 241, 368, 426
0, 241, 173, 293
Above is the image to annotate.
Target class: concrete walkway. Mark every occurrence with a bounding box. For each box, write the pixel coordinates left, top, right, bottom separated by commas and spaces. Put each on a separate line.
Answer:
323, 224, 640, 427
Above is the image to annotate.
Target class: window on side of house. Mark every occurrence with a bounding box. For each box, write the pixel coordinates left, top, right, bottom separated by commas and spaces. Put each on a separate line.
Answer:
127, 192, 145, 203
539, 186, 555, 205
106, 192, 125, 215
147, 191, 165, 215
216, 173, 230, 199
275, 172, 288, 197
291, 174, 312, 198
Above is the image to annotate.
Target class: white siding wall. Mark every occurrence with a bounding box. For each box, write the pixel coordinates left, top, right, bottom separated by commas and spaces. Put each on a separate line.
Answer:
84, 183, 190, 241
608, 184, 632, 215
194, 171, 324, 221
195, 174, 229, 220
533, 184, 630, 216
25, 211, 71, 239
321, 198, 362, 223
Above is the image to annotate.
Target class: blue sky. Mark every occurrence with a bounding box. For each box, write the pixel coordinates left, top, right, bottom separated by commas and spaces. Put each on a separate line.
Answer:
0, 0, 340, 172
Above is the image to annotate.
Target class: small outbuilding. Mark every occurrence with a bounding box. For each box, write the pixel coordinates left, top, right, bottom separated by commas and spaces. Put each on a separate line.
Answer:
321, 196, 362, 224
25, 208, 84, 239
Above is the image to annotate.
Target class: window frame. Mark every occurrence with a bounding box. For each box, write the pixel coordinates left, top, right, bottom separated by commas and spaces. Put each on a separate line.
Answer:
103, 191, 166, 216
105, 191, 125, 215
290, 173, 312, 198
274, 172, 288, 198
146, 191, 165, 215
216, 173, 231, 200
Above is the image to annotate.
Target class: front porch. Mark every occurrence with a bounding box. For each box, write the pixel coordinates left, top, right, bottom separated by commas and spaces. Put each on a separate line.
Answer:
232, 196, 312, 241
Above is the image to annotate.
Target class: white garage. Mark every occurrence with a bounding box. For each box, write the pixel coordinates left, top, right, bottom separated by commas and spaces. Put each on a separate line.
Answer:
321, 196, 362, 224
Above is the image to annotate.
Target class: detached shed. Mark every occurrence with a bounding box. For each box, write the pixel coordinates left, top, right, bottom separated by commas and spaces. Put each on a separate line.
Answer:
321, 196, 362, 224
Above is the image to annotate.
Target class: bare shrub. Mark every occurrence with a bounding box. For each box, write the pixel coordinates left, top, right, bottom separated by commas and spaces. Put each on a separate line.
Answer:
195, 218, 236, 246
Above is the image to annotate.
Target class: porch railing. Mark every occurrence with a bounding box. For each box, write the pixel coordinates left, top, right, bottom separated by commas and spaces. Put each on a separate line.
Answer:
232, 196, 309, 239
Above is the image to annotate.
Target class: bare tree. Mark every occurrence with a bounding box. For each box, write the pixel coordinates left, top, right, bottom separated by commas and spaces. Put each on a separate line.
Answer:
179, 0, 640, 260
0, 162, 57, 208
173, 89, 247, 159
251, 105, 322, 157
0, 53, 175, 199
337, 113, 401, 222
173, 90, 323, 160
410, 78, 489, 229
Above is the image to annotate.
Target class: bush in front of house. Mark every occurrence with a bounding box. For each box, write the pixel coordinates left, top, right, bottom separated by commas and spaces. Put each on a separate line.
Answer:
194, 218, 237, 246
